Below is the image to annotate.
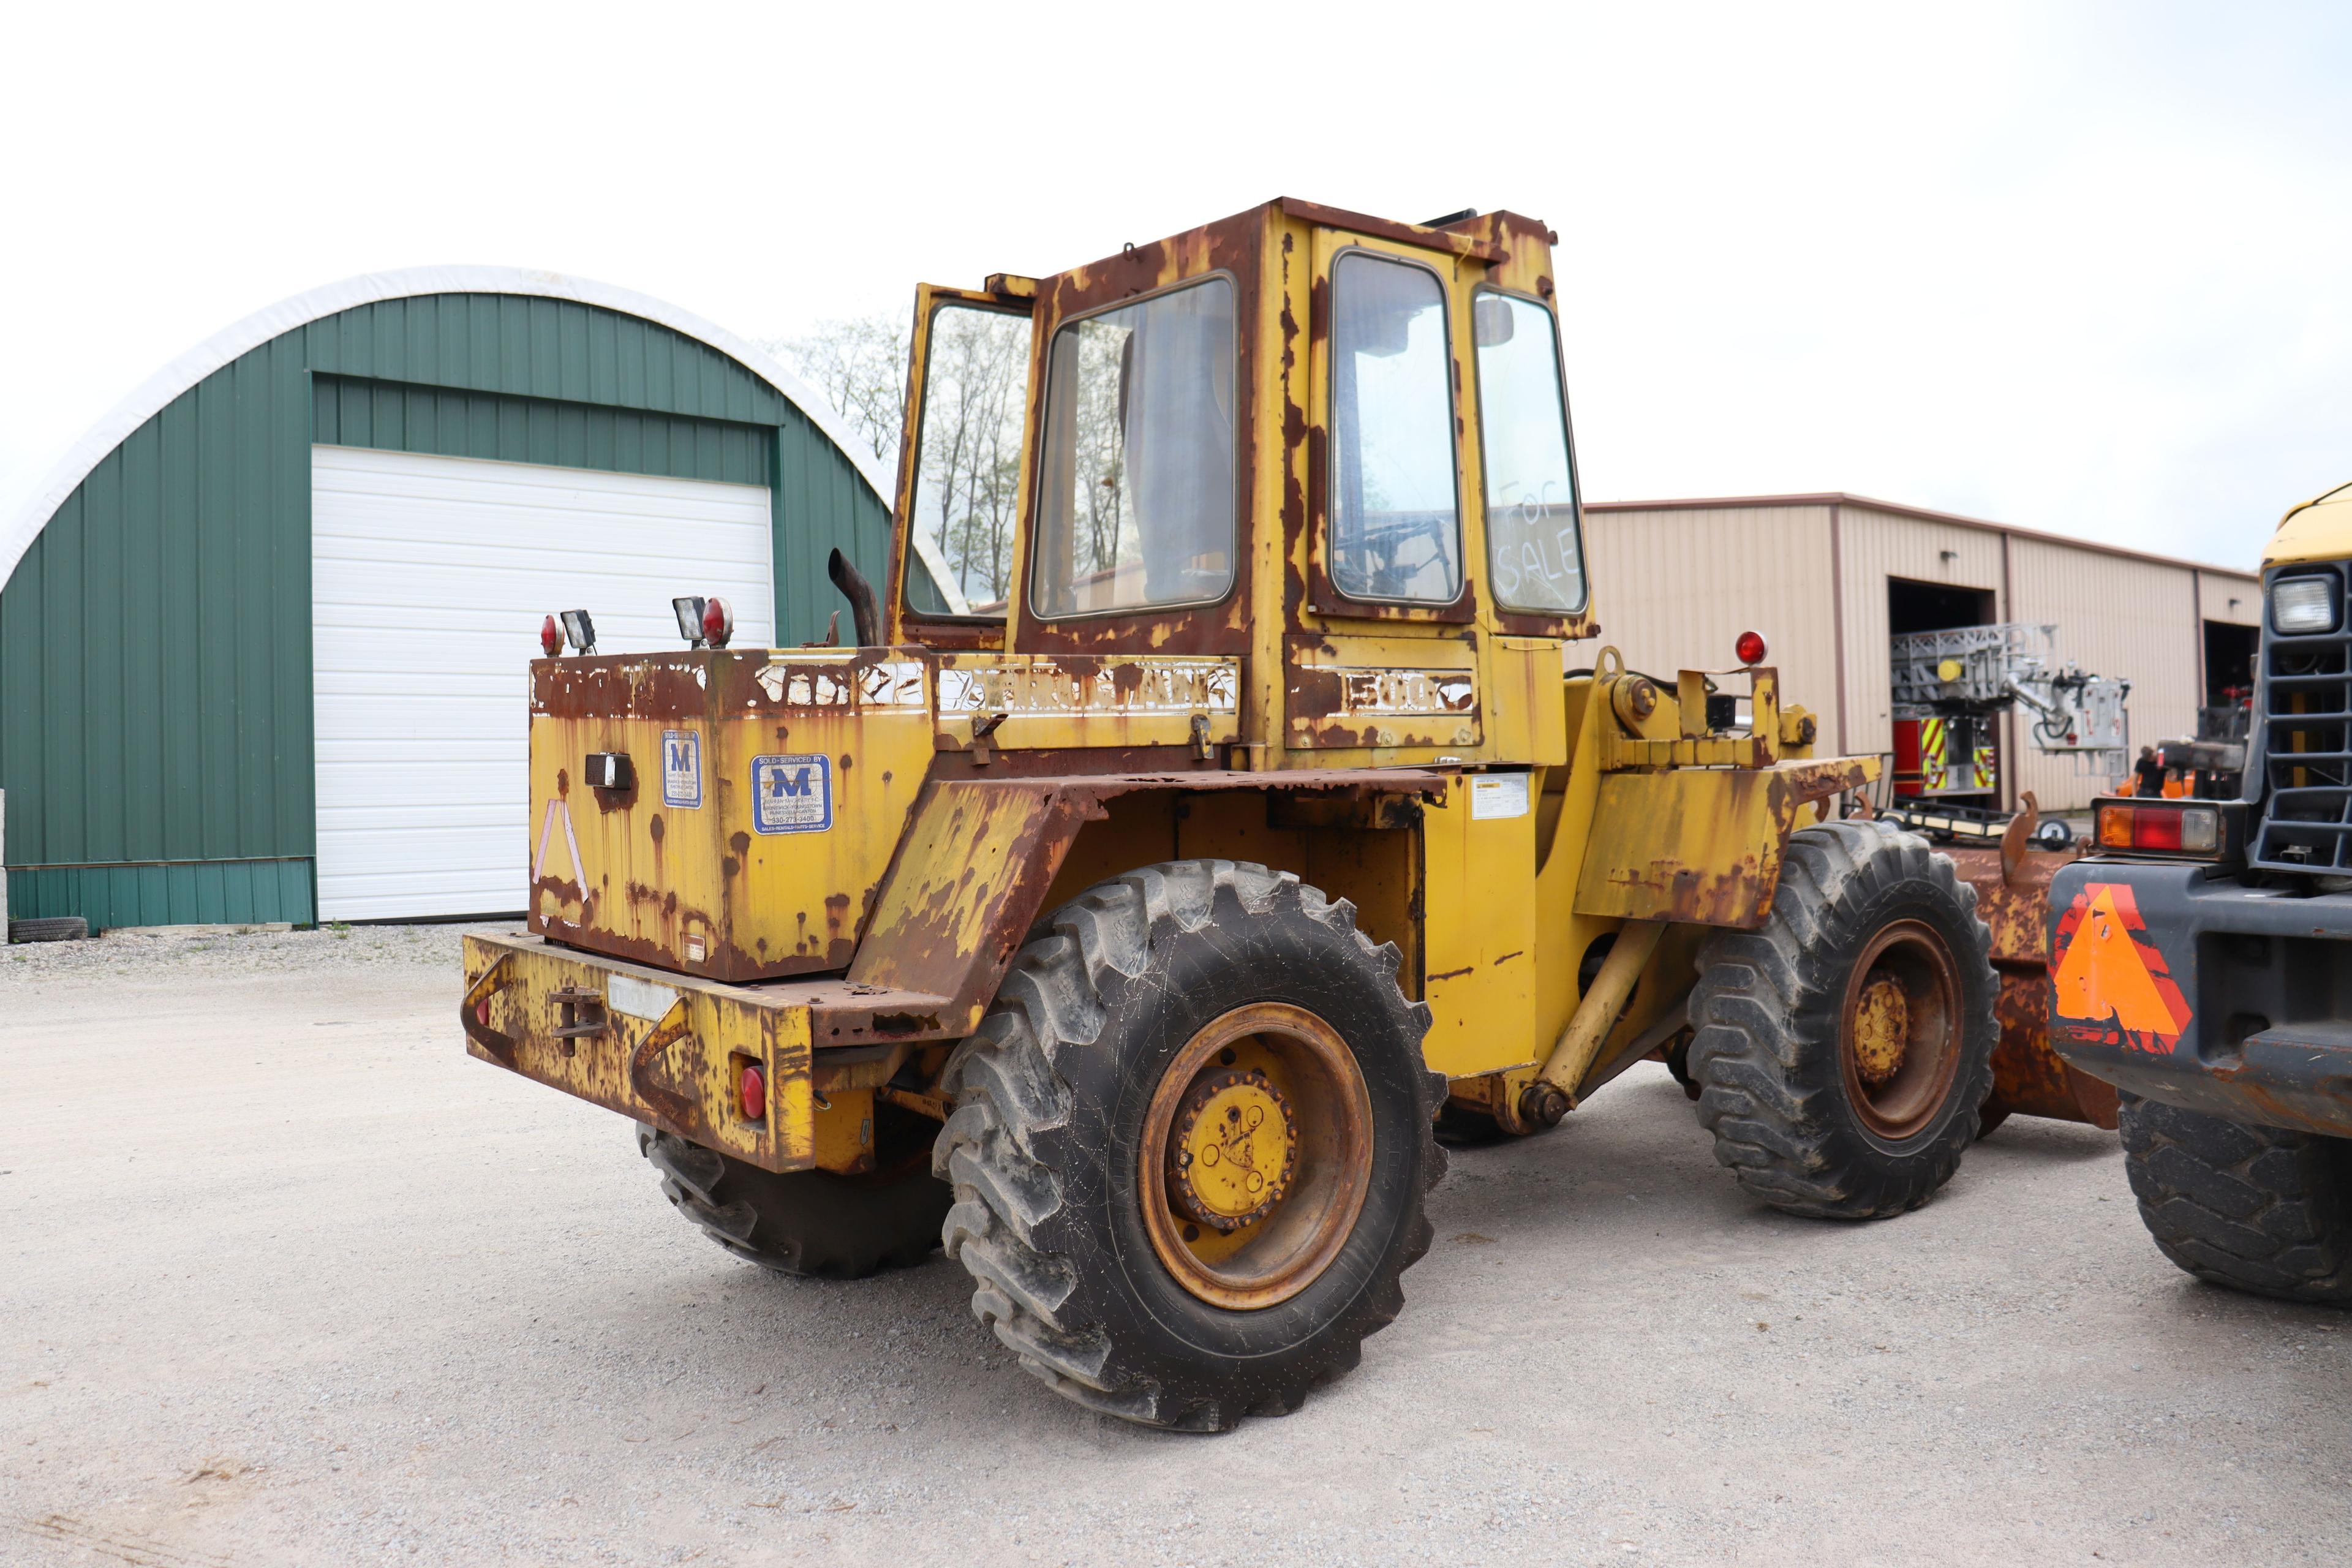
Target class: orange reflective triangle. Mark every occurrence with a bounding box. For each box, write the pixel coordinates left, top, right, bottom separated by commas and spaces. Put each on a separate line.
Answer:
2052, 884, 2187, 1038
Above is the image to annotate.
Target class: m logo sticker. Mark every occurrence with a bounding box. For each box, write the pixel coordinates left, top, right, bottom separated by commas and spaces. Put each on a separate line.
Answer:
751, 753, 832, 834
661, 729, 701, 809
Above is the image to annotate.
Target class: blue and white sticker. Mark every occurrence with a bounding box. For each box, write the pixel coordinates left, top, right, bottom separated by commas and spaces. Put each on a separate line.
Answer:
751, 753, 833, 834
660, 729, 702, 809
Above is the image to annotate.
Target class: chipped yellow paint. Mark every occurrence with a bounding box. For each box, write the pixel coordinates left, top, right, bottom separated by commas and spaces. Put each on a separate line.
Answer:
461, 929, 815, 1169
527, 650, 935, 982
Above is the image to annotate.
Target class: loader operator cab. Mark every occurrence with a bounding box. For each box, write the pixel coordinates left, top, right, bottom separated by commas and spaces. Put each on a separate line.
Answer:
889, 202, 1590, 731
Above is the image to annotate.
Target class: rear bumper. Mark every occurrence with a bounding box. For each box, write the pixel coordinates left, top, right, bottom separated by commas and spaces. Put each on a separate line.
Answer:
462, 930, 825, 1172
2047, 861, 2352, 1137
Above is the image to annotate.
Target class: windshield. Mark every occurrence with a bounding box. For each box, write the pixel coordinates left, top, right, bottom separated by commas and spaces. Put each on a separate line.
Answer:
1473, 292, 1586, 614
903, 302, 1031, 620
1329, 251, 1462, 603
1030, 277, 1237, 618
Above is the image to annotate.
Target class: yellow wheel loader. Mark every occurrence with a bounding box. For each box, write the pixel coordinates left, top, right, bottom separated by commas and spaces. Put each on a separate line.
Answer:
462, 200, 2088, 1430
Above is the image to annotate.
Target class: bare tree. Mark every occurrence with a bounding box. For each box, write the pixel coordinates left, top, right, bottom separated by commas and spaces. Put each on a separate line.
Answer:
765, 313, 910, 474
769, 306, 1030, 610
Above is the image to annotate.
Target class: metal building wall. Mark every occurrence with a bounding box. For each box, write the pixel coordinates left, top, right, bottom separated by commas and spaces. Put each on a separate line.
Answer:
1574, 503, 1841, 726
2197, 570, 2263, 632
1, 295, 889, 930
2003, 536, 2203, 810
1833, 503, 2007, 758
1573, 495, 2261, 813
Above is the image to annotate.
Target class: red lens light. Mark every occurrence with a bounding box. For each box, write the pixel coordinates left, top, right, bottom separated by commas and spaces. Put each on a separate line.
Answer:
2134, 810, 2183, 851
738, 1065, 766, 1121
1735, 630, 1767, 666
701, 595, 734, 649
540, 615, 563, 657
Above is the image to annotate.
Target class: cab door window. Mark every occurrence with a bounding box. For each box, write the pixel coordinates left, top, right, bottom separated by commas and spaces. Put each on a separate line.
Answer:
1472, 291, 1586, 615
1329, 251, 1462, 603
903, 303, 1031, 620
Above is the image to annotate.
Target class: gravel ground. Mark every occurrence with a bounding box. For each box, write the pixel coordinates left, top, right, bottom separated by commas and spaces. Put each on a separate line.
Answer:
4, 924, 2348, 1567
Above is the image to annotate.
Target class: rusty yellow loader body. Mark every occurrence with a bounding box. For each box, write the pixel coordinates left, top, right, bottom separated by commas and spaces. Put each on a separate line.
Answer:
464, 200, 2026, 1429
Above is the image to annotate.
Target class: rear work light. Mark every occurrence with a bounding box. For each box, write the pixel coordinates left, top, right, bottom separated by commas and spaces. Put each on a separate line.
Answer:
559, 609, 597, 656
2096, 800, 2223, 857
671, 595, 707, 646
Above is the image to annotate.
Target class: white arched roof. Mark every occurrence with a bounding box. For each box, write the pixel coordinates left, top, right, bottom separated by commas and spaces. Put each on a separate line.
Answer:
0, 265, 921, 597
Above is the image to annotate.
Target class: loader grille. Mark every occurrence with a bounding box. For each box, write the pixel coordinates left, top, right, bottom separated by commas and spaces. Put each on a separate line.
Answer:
2252, 562, 2352, 873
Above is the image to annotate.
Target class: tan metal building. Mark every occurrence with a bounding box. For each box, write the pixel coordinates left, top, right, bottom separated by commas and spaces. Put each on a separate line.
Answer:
1570, 493, 2263, 812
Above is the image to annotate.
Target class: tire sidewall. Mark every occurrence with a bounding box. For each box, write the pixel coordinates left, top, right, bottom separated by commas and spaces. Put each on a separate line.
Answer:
1820, 870, 1997, 1161
1049, 879, 1431, 1376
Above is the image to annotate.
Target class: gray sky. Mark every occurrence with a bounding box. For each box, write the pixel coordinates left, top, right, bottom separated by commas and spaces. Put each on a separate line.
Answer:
4, 1, 2345, 570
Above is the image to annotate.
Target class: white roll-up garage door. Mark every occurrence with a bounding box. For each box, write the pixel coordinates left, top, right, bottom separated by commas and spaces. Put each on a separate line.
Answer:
312, 446, 775, 921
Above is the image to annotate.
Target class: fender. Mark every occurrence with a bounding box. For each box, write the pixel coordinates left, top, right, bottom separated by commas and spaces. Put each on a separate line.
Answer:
837, 769, 1448, 1044
1572, 757, 1874, 929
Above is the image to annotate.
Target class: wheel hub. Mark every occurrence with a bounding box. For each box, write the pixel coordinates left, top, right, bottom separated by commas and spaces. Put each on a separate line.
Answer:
1852, 973, 1910, 1085
1168, 1069, 1297, 1232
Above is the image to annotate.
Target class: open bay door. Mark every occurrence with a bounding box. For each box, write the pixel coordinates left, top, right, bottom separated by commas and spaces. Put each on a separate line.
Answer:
311, 447, 775, 920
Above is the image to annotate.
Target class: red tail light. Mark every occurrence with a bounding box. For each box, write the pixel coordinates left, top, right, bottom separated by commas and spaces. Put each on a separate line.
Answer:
737, 1064, 766, 1121
2096, 801, 2220, 856
702, 595, 734, 649
1735, 630, 1768, 666
540, 615, 562, 657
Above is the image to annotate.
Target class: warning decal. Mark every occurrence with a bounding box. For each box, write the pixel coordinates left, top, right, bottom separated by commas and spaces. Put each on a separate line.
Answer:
2051, 881, 2192, 1054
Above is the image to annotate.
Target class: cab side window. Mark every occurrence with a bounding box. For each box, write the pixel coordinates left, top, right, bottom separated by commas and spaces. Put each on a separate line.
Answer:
1473, 292, 1586, 615
1329, 252, 1462, 603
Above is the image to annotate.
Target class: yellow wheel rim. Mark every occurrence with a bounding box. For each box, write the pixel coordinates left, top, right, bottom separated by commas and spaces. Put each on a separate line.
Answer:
1139, 1002, 1372, 1310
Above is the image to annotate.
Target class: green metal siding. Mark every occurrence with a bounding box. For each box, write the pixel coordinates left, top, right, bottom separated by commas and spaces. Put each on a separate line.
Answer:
312, 377, 778, 488
2, 294, 888, 930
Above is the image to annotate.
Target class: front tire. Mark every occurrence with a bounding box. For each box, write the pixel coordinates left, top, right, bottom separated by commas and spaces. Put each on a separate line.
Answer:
2120, 1095, 2352, 1305
933, 861, 1444, 1431
1689, 820, 1997, 1219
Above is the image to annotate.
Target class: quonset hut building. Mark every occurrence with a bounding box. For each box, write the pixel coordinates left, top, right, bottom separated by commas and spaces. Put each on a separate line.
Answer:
0, 270, 889, 930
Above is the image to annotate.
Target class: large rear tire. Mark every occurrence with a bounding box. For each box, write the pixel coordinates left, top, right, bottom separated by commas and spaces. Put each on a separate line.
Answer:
2119, 1095, 2352, 1305
933, 861, 1444, 1431
1689, 820, 1997, 1219
638, 1107, 951, 1280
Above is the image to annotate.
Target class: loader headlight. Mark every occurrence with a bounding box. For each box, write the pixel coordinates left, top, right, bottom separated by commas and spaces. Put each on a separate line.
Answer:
2272, 574, 2340, 635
